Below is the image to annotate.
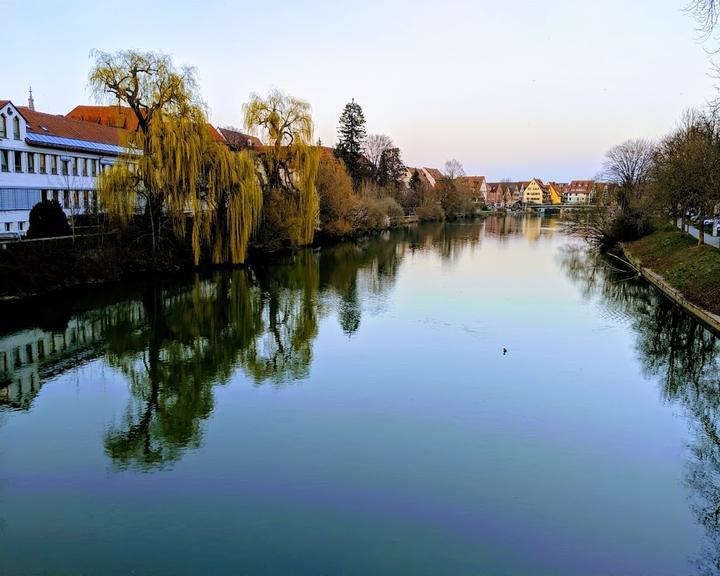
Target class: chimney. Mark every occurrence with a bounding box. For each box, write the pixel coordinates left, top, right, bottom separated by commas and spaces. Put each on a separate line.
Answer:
28, 86, 35, 111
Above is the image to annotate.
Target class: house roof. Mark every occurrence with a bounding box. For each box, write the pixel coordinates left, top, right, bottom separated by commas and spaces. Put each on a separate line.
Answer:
66, 105, 139, 131
18, 106, 128, 146
568, 180, 594, 193
459, 176, 487, 195
423, 167, 444, 182
217, 127, 263, 151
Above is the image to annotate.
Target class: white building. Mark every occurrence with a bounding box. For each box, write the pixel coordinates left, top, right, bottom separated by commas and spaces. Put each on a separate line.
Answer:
0, 94, 128, 236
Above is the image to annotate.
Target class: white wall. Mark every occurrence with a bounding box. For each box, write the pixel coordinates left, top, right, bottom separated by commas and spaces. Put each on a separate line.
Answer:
0, 102, 105, 235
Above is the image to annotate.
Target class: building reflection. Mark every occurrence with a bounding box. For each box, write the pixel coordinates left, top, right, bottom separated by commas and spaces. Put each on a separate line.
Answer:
560, 246, 720, 574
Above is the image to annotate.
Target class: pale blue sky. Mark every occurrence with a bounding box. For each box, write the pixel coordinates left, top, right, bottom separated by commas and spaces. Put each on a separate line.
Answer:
2, 0, 716, 180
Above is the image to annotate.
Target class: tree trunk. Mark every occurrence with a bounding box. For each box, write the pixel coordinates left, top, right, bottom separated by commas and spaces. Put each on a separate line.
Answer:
698, 211, 705, 245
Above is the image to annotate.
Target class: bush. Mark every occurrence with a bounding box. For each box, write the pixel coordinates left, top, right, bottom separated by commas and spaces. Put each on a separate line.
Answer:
416, 202, 445, 222
317, 155, 358, 238
354, 197, 404, 232
609, 209, 654, 242
27, 200, 71, 239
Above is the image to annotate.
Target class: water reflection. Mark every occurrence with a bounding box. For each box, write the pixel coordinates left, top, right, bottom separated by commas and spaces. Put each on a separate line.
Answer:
0, 216, 559, 471
560, 246, 720, 574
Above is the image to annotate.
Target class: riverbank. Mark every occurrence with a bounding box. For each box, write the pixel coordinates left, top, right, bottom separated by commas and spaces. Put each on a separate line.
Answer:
622, 225, 720, 333
1, 214, 484, 301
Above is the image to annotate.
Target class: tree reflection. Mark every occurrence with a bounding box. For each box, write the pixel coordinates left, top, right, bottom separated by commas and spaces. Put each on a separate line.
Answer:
560, 245, 720, 573
102, 231, 409, 470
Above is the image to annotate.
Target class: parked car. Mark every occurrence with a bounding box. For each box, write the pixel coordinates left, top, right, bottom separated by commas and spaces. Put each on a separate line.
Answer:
704, 218, 715, 226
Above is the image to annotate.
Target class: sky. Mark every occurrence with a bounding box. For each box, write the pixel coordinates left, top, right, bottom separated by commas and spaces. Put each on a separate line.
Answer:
2, 0, 717, 180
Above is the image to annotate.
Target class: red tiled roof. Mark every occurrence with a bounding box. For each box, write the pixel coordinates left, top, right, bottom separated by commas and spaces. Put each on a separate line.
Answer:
218, 127, 263, 151
568, 180, 594, 193
66, 104, 139, 131
18, 106, 127, 145
423, 167, 444, 182
460, 175, 486, 187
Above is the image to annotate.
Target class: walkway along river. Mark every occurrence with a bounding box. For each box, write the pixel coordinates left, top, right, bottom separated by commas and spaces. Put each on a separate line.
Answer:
0, 216, 718, 575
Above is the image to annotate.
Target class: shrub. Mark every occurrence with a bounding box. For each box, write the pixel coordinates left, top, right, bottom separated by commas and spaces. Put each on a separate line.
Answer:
354, 197, 404, 232
27, 200, 71, 239
416, 201, 445, 222
609, 209, 654, 242
317, 155, 358, 238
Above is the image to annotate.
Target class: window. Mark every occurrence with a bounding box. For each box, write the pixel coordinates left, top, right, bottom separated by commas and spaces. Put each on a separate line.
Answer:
90, 159, 97, 176
63, 191, 70, 209
50, 155, 57, 175
12, 116, 20, 140
0, 115, 6, 139
27, 153, 35, 173
0, 150, 8, 172
13, 151, 22, 172
83, 190, 89, 208
72, 158, 78, 176
39, 154, 46, 174
81, 158, 87, 176
17, 222, 24, 231
42, 190, 49, 201
73, 190, 79, 207
52, 190, 58, 202
4, 223, 10, 232
61, 159, 68, 176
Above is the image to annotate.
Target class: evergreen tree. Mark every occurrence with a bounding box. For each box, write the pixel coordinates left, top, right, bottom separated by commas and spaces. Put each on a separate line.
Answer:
335, 99, 367, 185
409, 169, 421, 192
377, 147, 405, 190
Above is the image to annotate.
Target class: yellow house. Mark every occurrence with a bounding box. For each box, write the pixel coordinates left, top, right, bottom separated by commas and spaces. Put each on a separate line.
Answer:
522, 178, 546, 204
546, 182, 563, 205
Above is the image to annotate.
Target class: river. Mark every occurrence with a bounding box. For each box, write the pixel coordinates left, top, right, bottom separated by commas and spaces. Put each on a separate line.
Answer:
0, 216, 718, 575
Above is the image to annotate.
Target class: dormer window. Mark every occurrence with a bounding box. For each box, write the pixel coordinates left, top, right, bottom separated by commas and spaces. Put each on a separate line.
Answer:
13, 116, 20, 140
0, 114, 6, 139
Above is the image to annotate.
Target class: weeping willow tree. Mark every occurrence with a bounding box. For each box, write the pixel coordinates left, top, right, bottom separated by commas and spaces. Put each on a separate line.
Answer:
90, 50, 262, 264
97, 107, 262, 264
243, 89, 319, 246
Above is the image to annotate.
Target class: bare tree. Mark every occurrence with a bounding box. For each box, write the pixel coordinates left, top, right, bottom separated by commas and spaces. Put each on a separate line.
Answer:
688, 0, 720, 37
364, 134, 393, 173
442, 159, 465, 180
602, 139, 655, 210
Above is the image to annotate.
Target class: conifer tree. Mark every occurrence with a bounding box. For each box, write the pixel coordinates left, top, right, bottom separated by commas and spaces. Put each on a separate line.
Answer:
377, 147, 405, 190
335, 99, 367, 185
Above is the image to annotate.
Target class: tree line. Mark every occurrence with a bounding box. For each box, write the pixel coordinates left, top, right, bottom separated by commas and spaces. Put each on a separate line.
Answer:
571, 108, 720, 247
77, 50, 480, 269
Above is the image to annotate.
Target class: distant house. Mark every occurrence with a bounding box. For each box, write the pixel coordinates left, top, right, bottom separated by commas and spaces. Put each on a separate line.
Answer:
486, 182, 514, 207
404, 167, 435, 190
460, 176, 488, 205
421, 167, 444, 188
564, 180, 594, 204
522, 178, 547, 204
486, 182, 501, 206
217, 127, 263, 152
546, 182, 564, 205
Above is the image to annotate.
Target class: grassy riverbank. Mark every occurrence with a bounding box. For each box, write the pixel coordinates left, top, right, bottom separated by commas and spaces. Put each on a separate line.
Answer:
623, 224, 720, 316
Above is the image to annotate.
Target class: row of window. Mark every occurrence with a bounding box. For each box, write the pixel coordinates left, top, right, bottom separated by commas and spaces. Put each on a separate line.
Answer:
41, 189, 95, 210
0, 150, 101, 177
0, 114, 21, 140
3, 221, 25, 232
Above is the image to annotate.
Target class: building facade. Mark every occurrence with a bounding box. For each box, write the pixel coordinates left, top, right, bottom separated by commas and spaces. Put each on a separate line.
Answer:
0, 98, 127, 236
522, 178, 546, 204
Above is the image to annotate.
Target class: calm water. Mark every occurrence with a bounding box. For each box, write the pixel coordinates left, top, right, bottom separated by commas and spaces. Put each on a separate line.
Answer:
1, 216, 718, 576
